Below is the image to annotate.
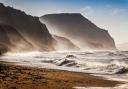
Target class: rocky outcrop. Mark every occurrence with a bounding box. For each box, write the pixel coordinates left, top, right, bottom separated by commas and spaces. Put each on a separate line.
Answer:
0, 3, 55, 51
40, 13, 116, 50
0, 24, 33, 53
53, 35, 79, 51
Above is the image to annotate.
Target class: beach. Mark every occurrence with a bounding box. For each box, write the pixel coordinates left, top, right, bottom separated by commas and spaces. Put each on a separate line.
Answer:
0, 61, 122, 89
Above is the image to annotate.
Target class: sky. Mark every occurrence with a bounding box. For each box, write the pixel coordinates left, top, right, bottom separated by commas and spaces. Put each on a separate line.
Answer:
0, 0, 128, 44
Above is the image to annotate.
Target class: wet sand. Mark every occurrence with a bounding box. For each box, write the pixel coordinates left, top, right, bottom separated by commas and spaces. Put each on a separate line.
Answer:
0, 61, 122, 89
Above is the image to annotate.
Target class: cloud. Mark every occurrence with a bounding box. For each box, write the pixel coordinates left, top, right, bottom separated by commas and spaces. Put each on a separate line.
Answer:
110, 8, 125, 16
105, 5, 126, 16
80, 6, 94, 17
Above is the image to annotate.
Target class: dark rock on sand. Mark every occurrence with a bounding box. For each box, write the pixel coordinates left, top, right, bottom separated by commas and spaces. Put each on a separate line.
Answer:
66, 54, 77, 58
115, 67, 128, 74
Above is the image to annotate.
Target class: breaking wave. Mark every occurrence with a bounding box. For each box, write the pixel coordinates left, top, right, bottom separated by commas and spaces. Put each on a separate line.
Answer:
0, 51, 128, 85
1, 51, 128, 75
1, 50, 128, 89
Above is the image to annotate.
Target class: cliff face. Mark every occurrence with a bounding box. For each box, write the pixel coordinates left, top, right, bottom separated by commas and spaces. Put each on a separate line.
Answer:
0, 24, 33, 53
40, 13, 116, 50
53, 35, 79, 51
0, 3, 55, 51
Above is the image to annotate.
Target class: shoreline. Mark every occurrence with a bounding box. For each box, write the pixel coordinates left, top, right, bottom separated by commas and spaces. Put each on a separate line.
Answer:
0, 61, 123, 89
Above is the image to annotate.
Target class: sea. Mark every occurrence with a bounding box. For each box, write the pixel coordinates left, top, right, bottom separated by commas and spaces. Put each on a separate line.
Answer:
0, 50, 128, 89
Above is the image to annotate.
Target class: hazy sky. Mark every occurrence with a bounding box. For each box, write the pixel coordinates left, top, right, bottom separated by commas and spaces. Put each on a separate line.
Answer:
0, 0, 128, 44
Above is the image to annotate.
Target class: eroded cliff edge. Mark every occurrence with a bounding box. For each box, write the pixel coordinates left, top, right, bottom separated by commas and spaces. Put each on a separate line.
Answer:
40, 13, 116, 50
0, 3, 55, 53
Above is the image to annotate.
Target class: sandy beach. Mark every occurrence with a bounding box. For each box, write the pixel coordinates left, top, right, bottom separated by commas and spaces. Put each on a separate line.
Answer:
0, 61, 122, 89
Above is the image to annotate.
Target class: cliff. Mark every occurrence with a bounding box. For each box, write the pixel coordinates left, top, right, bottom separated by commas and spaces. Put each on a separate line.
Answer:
53, 35, 79, 51
40, 13, 116, 50
0, 3, 55, 52
0, 24, 33, 53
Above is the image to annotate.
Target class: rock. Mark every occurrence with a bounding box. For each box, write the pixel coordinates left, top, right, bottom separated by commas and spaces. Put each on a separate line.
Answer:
115, 67, 128, 74
40, 13, 116, 50
66, 54, 76, 58
0, 64, 6, 72
0, 3, 55, 52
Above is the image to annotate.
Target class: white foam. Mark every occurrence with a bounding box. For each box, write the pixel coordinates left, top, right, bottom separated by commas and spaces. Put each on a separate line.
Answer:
1, 51, 128, 88
74, 84, 128, 89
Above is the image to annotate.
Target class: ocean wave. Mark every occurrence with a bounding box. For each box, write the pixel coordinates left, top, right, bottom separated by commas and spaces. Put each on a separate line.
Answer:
1, 51, 128, 89
1, 51, 128, 75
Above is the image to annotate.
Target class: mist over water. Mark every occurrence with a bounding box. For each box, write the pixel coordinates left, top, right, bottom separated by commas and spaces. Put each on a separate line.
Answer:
1, 50, 128, 74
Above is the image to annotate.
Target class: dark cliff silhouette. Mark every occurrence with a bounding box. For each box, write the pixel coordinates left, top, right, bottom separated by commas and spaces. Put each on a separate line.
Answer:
40, 13, 116, 50
0, 3, 116, 53
0, 3, 55, 52
0, 24, 33, 53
